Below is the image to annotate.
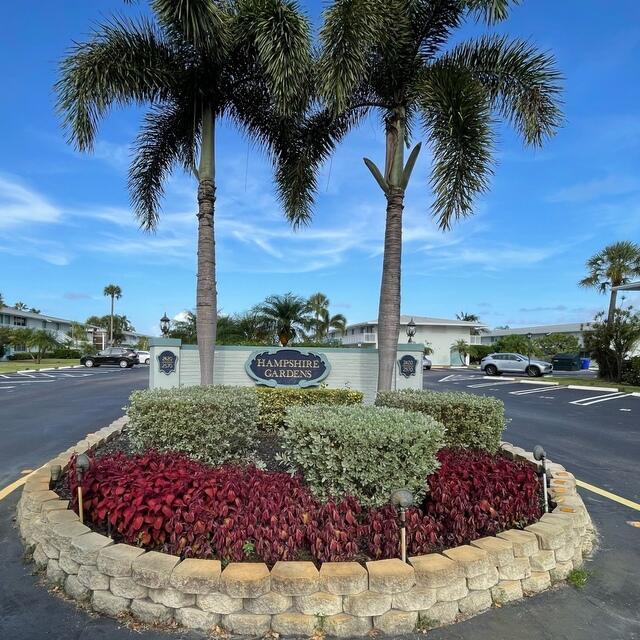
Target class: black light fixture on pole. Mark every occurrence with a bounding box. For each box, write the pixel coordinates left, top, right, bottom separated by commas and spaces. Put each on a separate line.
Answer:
160, 313, 171, 337
533, 445, 549, 513
406, 318, 416, 343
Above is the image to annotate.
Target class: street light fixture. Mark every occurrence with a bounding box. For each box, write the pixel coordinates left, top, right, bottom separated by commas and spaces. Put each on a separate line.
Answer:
391, 489, 415, 562
160, 313, 171, 337
406, 318, 416, 343
526, 332, 533, 367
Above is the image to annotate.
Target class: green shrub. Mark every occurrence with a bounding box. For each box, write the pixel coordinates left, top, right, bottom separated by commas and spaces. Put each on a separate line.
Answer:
7, 352, 35, 361
127, 385, 259, 465
50, 348, 83, 358
256, 386, 363, 431
376, 389, 505, 452
283, 405, 445, 508
622, 356, 640, 386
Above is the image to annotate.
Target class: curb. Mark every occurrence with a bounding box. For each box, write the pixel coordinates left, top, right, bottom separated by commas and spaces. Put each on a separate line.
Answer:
567, 385, 622, 393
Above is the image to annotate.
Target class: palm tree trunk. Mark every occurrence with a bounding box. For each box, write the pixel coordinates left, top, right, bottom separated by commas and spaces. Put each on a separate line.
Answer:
376, 110, 406, 391
109, 296, 114, 346
196, 105, 217, 386
607, 288, 618, 325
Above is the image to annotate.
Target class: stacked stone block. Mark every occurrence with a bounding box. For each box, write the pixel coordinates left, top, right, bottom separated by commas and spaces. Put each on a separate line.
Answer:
16, 422, 596, 636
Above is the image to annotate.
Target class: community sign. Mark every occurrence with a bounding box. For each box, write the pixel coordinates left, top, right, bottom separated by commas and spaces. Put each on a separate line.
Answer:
245, 348, 330, 388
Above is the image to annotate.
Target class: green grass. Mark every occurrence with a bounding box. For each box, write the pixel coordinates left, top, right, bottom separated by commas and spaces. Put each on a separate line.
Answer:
0, 358, 81, 373
567, 568, 592, 589
547, 376, 640, 393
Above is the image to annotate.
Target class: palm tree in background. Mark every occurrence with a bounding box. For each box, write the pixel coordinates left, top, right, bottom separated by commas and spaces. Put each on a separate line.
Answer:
14, 302, 28, 310
285, 0, 562, 390
103, 284, 122, 346
257, 293, 312, 346
57, 0, 312, 384
451, 338, 470, 365
456, 311, 479, 322
306, 292, 347, 340
579, 241, 640, 324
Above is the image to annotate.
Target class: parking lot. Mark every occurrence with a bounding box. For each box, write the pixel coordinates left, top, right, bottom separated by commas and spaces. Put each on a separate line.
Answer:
0, 365, 146, 394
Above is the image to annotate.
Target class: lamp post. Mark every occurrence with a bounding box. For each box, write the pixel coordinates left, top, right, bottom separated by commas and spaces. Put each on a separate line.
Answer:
160, 313, 170, 337
533, 445, 549, 513
406, 318, 416, 344
390, 489, 414, 562
527, 332, 533, 367
75, 454, 91, 524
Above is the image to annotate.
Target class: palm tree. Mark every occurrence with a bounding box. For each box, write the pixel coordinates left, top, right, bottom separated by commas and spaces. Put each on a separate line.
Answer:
456, 312, 479, 322
286, 1, 562, 390
307, 292, 330, 338
14, 302, 28, 310
316, 309, 347, 340
57, 0, 312, 385
103, 284, 122, 346
451, 338, 470, 366
579, 241, 640, 324
257, 293, 312, 346
306, 292, 347, 340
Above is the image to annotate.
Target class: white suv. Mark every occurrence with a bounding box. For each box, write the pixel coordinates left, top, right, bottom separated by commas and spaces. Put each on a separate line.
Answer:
136, 350, 151, 365
480, 353, 552, 377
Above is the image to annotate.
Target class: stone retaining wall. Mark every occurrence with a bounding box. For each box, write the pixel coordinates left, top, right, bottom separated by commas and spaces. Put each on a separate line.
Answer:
17, 418, 595, 636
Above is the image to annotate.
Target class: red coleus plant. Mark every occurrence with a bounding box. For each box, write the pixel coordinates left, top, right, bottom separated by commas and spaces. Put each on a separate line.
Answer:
68, 447, 540, 564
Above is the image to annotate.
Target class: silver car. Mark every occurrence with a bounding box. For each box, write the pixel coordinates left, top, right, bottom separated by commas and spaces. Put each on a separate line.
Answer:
480, 353, 552, 377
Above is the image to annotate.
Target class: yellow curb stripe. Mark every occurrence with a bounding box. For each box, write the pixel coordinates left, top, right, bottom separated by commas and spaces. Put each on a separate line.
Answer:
0, 468, 43, 501
576, 479, 640, 511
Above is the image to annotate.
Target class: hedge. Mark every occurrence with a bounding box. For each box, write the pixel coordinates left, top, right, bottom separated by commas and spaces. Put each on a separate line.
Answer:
283, 404, 445, 508
127, 385, 259, 465
376, 389, 505, 452
256, 386, 363, 431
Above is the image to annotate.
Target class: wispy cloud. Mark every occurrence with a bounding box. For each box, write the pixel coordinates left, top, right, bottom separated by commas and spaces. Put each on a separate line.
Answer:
548, 175, 640, 203
0, 175, 62, 228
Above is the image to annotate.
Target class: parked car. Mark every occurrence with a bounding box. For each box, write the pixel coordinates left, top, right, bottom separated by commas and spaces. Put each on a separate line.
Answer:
136, 350, 151, 365
81, 347, 139, 368
423, 356, 432, 370
480, 353, 552, 377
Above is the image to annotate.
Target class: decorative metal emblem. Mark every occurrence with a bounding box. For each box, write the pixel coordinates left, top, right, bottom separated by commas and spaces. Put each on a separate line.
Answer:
157, 350, 178, 375
398, 354, 417, 378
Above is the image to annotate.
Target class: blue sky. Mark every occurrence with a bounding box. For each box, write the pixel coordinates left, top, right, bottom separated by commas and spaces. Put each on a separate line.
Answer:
1, 1, 639, 335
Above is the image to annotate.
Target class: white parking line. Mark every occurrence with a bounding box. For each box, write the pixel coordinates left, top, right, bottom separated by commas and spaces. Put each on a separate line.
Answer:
0, 379, 56, 384
0, 386, 15, 390
570, 392, 632, 406
510, 386, 569, 396
467, 381, 520, 388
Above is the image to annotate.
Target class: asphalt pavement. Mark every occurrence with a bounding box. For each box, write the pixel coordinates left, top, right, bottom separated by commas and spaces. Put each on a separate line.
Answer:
0, 365, 148, 487
0, 366, 638, 639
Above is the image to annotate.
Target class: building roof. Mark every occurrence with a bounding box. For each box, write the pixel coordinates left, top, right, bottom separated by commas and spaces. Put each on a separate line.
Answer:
1, 305, 78, 325
1, 305, 147, 338
342, 315, 488, 330
484, 322, 593, 337
613, 281, 640, 291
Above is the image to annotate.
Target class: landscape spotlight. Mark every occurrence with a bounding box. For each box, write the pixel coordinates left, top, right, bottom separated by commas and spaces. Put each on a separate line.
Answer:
391, 489, 414, 562
75, 454, 91, 524
160, 312, 171, 337
406, 318, 416, 343
50, 464, 62, 483
533, 445, 549, 513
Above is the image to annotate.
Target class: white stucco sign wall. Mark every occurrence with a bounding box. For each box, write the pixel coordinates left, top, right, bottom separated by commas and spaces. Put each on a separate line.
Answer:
149, 339, 423, 403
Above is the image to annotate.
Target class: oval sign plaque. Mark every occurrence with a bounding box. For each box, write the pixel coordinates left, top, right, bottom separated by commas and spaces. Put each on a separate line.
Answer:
245, 348, 330, 388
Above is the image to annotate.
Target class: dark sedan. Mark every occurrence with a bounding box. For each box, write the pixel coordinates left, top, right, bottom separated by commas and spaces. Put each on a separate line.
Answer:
81, 347, 139, 368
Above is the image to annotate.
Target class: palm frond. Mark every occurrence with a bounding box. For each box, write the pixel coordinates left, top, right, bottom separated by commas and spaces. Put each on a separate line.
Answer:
463, 0, 521, 24
419, 63, 494, 229
443, 35, 563, 146
129, 100, 200, 230
235, 0, 313, 116
318, 0, 398, 113
56, 16, 181, 150
149, 0, 229, 52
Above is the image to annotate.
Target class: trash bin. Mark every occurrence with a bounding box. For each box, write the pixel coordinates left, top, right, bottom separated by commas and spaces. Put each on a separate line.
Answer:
580, 358, 591, 370
551, 353, 581, 371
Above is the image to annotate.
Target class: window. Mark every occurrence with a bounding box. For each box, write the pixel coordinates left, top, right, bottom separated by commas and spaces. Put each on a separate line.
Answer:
13, 316, 26, 326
